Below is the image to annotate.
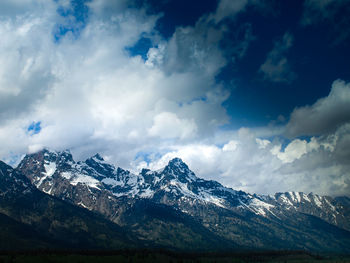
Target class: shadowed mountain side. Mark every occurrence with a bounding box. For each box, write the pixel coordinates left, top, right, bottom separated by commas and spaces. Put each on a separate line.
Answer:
5, 149, 350, 252
0, 161, 137, 250
111, 197, 235, 251
0, 160, 231, 251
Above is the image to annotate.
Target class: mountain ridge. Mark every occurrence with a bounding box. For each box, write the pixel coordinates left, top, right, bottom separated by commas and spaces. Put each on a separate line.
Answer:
16, 148, 349, 225
2, 148, 349, 252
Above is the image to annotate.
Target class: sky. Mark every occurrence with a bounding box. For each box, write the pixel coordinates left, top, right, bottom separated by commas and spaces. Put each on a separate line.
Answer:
0, 0, 350, 196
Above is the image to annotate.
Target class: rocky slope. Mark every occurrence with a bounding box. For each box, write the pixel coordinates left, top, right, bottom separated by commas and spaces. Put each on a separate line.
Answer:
0, 159, 229, 251
12, 149, 350, 252
0, 160, 138, 250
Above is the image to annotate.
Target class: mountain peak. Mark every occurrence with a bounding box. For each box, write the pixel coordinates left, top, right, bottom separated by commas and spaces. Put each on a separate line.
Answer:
163, 157, 197, 183
168, 157, 186, 167
92, 153, 104, 162
0, 160, 12, 175
35, 148, 72, 160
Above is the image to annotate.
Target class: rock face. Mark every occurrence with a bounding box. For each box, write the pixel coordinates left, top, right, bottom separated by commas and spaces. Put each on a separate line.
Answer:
0, 160, 138, 250
13, 149, 350, 252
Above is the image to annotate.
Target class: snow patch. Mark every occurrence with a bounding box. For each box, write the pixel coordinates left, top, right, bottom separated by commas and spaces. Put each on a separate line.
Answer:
71, 173, 101, 189
295, 192, 301, 202
102, 177, 124, 187
78, 201, 89, 209
313, 195, 323, 208
139, 187, 154, 198
302, 193, 310, 202
198, 189, 226, 208
37, 162, 56, 187
44, 162, 56, 177
61, 172, 73, 180
249, 198, 275, 216
279, 194, 293, 206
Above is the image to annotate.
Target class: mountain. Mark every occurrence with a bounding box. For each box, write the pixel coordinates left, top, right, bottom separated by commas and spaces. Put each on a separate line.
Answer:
0, 160, 139, 250
1, 158, 230, 251
11, 149, 350, 252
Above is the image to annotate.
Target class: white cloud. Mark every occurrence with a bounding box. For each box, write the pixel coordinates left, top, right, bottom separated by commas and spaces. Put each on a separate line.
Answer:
256, 138, 270, 149
259, 32, 296, 84
140, 125, 349, 196
0, 0, 231, 168
272, 138, 319, 163
0, 0, 348, 198
148, 112, 197, 139
223, 140, 239, 151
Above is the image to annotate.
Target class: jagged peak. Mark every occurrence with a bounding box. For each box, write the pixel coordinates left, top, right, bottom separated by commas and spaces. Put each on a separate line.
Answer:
29, 148, 72, 158
0, 160, 13, 173
41, 148, 58, 156
141, 168, 151, 174
163, 157, 197, 182
18, 148, 75, 169
91, 153, 104, 162
168, 157, 185, 165
166, 158, 190, 171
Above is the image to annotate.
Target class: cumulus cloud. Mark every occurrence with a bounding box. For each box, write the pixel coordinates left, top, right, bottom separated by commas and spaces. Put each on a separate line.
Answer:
140, 125, 349, 196
0, 0, 235, 168
259, 32, 296, 84
0, 0, 52, 17
0, 4, 57, 122
0, 0, 348, 197
148, 112, 197, 139
286, 79, 350, 137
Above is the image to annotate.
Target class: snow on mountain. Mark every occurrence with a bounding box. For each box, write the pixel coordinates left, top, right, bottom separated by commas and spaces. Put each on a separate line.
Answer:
15, 149, 276, 217
15, 148, 349, 228
3, 155, 350, 253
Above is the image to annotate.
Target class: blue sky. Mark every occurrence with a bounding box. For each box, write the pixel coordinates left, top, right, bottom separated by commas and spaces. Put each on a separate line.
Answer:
0, 0, 349, 196
142, 0, 350, 127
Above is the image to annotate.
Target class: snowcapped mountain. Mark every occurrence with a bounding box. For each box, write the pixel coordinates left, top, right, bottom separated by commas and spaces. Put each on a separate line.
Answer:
0, 160, 34, 197
17, 149, 276, 217
268, 191, 350, 231
12, 148, 350, 252
0, 159, 142, 250
16, 149, 350, 231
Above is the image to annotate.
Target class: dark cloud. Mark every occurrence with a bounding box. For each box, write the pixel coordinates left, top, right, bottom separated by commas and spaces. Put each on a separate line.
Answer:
162, 16, 226, 75
277, 123, 350, 196
213, 0, 248, 23
286, 80, 350, 137
258, 32, 296, 84
301, 0, 350, 44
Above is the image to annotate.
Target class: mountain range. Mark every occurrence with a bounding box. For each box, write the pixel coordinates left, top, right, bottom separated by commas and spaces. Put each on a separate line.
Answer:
0, 148, 349, 252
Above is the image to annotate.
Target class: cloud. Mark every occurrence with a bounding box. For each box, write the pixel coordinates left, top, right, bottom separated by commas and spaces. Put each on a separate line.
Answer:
140, 124, 349, 196
148, 112, 197, 139
271, 138, 319, 163
161, 17, 226, 76
0, 4, 57, 123
301, 0, 350, 25
286, 79, 350, 137
160, 0, 255, 76
301, 0, 350, 44
259, 32, 297, 84
0, 0, 53, 17
213, 0, 248, 23
0, 0, 348, 197
0, 0, 234, 169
